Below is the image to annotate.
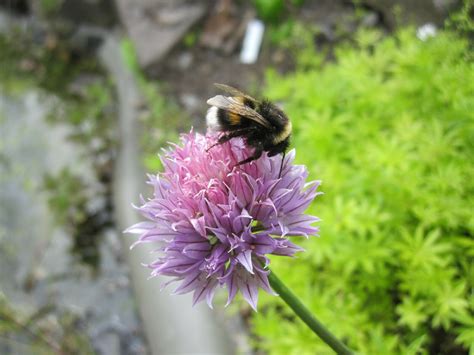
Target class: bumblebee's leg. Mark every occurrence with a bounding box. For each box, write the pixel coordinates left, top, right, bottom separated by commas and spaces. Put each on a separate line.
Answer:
206, 128, 254, 152
278, 151, 286, 178
205, 141, 221, 152
235, 147, 263, 167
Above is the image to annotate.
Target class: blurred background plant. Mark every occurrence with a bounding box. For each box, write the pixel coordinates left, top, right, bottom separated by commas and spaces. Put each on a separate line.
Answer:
252, 23, 473, 354
0, 0, 472, 353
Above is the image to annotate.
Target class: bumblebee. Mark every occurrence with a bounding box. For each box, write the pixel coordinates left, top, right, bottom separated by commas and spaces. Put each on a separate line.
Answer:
206, 83, 292, 176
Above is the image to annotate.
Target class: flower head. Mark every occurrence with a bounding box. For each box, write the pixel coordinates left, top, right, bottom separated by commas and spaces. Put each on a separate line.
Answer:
126, 131, 321, 310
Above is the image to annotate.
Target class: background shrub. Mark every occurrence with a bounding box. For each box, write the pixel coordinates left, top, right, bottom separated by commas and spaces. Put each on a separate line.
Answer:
252, 27, 474, 354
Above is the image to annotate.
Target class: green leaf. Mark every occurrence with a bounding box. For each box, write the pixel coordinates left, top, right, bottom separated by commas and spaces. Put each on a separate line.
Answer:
400, 335, 428, 355
396, 298, 427, 331
455, 312, 474, 354
395, 227, 452, 272
431, 281, 468, 329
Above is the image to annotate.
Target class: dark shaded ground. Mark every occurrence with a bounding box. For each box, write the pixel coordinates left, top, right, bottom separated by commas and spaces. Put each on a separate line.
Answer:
151, 0, 362, 127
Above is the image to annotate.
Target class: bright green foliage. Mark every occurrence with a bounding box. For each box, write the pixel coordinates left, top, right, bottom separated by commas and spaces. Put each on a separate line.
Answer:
252, 28, 474, 354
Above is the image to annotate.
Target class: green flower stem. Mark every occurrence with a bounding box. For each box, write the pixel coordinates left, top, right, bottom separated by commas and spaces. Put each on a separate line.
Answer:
267, 268, 354, 355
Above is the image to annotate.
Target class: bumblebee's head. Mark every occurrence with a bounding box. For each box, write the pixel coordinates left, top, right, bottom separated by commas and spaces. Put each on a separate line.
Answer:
260, 100, 289, 124
268, 135, 290, 157
272, 104, 290, 122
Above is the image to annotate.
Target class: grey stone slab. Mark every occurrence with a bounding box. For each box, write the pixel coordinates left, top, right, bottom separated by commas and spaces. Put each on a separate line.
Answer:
115, 0, 206, 68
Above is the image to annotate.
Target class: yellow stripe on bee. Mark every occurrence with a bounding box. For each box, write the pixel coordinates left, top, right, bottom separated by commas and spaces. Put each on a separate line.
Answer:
273, 121, 292, 143
229, 112, 241, 125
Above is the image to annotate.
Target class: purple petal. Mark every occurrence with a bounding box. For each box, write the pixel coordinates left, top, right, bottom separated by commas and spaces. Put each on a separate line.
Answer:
182, 242, 212, 259
190, 216, 207, 237
272, 239, 305, 256
225, 274, 238, 307
254, 268, 277, 296
124, 221, 155, 234
232, 209, 252, 233
236, 250, 254, 274
173, 271, 202, 295
206, 281, 218, 309
192, 280, 211, 306
240, 278, 259, 311
250, 234, 276, 255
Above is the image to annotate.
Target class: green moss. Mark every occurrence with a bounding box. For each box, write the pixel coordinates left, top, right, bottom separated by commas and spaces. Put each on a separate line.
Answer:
183, 31, 198, 48
0, 30, 99, 98
251, 27, 474, 354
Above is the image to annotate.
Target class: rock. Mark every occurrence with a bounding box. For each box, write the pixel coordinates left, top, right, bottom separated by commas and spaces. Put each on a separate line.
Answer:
314, 24, 335, 45
200, 0, 253, 55
360, 11, 380, 28
115, 0, 206, 68
68, 26, 107, 54
177, 51, 193, 70
94, 332, 121, 355
200, 0, 238, 50
180, 93, 200, 112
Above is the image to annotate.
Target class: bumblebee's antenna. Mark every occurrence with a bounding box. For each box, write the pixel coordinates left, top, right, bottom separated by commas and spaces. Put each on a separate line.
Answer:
278, 152, 286, 179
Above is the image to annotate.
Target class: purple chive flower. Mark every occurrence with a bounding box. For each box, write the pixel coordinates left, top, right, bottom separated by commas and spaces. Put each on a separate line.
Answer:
126, 131, 321, 310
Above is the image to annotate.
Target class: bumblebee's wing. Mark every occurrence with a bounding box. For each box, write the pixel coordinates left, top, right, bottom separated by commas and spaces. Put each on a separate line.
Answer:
207, 95, 271, 128
214, 83, 257, 103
